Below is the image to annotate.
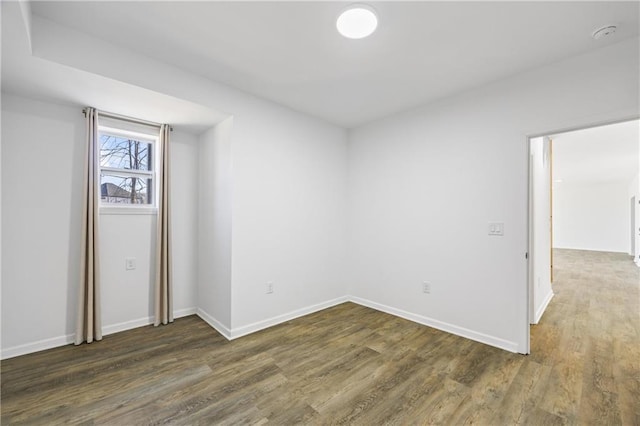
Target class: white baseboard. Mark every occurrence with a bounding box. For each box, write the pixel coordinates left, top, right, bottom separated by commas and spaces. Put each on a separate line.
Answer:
4, 296, 523, 358
175, 307, 198, 318
196, 308, 232, 340
348, 296, 520, 353
1, 307, 198, 360
1, 334, 75, 360
533, 290, 554, 325
103, 306, 198, 336
229, 296, 350, 340
102, 316, 154, 336
554, 246, 628, 254
195, 295, 516, 353
193, 295, 518, 353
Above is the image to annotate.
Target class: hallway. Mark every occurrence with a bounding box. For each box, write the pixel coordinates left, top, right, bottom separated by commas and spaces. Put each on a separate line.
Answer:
527, 249, 640, 424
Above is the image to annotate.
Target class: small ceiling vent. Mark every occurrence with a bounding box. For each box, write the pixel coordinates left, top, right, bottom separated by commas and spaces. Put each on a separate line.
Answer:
592, 25, 617, 40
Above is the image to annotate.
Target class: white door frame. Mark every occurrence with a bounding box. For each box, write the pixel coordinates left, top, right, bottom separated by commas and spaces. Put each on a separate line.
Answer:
632, 196, 636, 257
634, 195, 640, 267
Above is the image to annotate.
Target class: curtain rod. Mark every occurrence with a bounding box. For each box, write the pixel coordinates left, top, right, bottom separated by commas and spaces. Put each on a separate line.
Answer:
82, 108, 173, 132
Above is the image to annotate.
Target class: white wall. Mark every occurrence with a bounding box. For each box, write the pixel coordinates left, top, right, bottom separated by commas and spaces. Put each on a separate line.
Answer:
230, 108, 348, 335
170, 130, 200, 313
5, 14, 639, 356
196, 104, 350, 339
30, 18, 352, 338
530, 137, 553, 324
4, 15, 352, 352
1, 94, 199, 358
100, 214, 157, 331
198, 117, 233, 333
1, 94, 83, 355
100, 129, 200, 333
347, 38, 639, 353
553, 181, 630, 253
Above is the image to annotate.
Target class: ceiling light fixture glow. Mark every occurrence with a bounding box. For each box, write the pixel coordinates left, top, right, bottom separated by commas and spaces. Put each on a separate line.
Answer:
337, 4, 378, 39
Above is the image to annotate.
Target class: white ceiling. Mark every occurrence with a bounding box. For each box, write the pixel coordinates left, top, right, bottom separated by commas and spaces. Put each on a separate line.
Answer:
552, 120, 639, 184
19, 1, 640, 128
1, 2, 228, 134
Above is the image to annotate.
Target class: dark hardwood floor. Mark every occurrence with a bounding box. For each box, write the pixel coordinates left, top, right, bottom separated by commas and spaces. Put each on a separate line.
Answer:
2, 249, 639, 424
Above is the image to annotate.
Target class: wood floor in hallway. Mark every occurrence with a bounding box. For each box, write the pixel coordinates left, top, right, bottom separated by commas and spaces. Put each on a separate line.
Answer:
2, 249, 639, 425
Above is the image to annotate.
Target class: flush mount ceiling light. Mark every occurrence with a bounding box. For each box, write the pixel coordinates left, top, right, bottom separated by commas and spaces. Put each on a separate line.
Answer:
336, 4, 378, 39
592, 25, 617, 40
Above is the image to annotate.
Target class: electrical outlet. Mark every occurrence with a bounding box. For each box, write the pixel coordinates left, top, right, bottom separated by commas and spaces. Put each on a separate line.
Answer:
422, 281, 431, 294
125, 257, 136, 270
266, 281, 274, 294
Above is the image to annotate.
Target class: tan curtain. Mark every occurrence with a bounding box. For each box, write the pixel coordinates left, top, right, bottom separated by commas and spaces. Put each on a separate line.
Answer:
154, 124, 173, 326
75, 108, 102, 345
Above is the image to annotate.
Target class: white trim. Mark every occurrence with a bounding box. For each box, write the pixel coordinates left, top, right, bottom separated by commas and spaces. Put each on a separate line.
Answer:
98, 125, 159, 142
527, 136, 534, 334
1, 307, 198, 359
4, 295, 524, 359
102, 316, 153, 336
349, 296, 520, 353
533, 290, 554, 325
174, 307, 197, 318
100, 206, 157, 215
197, 308, 232, 340
98, 124, 160, 210
228, 296, 350, 340
552, 246, 629, 254
1, 333, 74, 360
194, 295, 518, 352
101, 167, 154, 178
102, 307, 197, 336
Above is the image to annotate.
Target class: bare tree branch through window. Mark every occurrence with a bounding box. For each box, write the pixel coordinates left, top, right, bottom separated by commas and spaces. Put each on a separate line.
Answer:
99, 133, 154, 205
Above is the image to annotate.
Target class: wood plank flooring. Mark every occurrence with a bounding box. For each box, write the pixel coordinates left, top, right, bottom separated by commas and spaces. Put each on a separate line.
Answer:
2, 249, 639, 424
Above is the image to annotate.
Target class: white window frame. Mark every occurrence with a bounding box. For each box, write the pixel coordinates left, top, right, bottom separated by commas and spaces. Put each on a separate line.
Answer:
98, 125, 159, 215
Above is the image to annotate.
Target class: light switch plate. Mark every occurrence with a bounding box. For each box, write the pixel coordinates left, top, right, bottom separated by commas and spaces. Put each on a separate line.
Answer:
126, 257, 136, 270
488, 222, 504, 236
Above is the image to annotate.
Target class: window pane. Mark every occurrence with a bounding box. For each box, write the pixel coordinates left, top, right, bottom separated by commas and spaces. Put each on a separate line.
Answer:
100, 174, 152, 204
100, 134, 152, 171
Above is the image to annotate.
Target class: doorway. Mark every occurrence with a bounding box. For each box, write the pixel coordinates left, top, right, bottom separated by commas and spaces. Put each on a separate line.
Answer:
528, 118, 640, 330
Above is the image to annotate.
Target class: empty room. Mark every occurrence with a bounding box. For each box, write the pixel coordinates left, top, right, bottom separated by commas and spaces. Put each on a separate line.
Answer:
1, 1, 639, 424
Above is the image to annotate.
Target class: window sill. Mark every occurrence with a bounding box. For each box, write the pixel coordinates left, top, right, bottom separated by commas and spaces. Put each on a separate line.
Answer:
100, 206, 158, 215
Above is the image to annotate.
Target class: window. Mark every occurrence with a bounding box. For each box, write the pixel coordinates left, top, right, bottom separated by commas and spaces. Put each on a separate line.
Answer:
98, 125, 158, 208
